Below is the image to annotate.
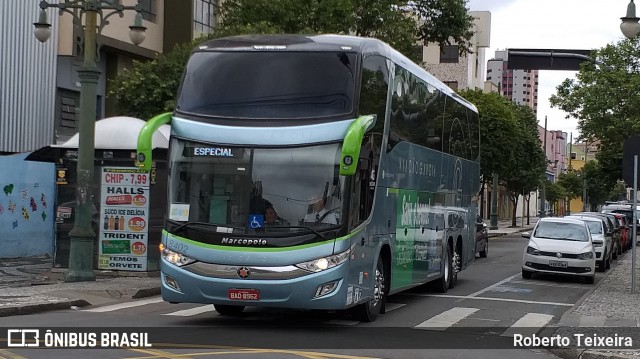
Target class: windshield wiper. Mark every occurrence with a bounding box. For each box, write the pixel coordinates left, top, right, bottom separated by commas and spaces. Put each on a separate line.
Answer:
171, 222, 244, 234
265, 225, 328, 240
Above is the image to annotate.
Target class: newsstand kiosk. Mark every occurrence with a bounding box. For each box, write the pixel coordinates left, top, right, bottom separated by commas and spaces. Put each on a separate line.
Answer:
27, 117, 169, 274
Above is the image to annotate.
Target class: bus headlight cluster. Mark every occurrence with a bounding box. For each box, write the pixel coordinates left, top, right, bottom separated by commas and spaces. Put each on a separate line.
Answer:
160, 244, 195, 267
295, 248, 351, 272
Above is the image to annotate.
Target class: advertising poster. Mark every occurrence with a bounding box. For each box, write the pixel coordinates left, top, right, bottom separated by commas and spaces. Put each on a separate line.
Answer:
98, 167, 150, 271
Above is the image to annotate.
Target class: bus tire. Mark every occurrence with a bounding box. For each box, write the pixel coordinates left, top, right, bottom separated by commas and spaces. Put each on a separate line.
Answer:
352, 256, 385, 322
449, 240, 461, 289
436, 243, 452, 293
214, 304, 245, 315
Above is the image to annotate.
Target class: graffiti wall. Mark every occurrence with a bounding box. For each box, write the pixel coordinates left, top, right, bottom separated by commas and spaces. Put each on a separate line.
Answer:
0, 153, 55, 258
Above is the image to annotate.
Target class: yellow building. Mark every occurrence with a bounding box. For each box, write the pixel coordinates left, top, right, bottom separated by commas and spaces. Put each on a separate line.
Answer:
567, 141, 598, 213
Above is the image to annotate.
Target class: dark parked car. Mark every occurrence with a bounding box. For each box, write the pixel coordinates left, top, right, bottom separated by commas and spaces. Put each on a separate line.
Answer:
475, 215, 488, 258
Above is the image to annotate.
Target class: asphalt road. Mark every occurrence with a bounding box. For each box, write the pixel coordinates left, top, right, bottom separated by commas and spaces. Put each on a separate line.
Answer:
0, 234, 603, 359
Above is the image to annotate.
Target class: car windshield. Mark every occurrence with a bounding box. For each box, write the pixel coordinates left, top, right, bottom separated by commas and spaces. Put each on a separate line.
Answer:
581, 220, 602, 234
533, 221, 589, 241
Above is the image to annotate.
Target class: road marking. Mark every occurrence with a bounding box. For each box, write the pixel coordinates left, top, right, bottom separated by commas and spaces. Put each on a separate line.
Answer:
415, 307, 478, 330
384, 303, 406, 312
510, 280, 587, 289
163, 305, 215, 317
501, 313, 554, 337
467, 273, 519, 297
84, 297, 164, 312
407, 293, 574, 307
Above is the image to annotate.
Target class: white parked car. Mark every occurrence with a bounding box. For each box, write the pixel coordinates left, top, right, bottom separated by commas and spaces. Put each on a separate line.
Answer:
564, 215, 612, 272
521, 218, 596, 284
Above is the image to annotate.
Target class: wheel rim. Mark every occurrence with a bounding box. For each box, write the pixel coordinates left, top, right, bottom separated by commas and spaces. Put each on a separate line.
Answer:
372, 266, 384, 305
444, 250, 449, 280
485, 241, 488, 252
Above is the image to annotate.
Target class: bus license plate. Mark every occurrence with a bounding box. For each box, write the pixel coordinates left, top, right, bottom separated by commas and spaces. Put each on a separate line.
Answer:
228, 289, 260, 301
549, 260, 568, 268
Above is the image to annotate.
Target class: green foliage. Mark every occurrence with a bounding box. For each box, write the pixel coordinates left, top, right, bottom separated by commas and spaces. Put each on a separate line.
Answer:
110, 0, 476, 119
581, 161, 613, 210
550, 37, 640, 184
456, 89, 519, 180
545, 180, 567, 206
557, 171, 583, 200
412, 0, 475, 56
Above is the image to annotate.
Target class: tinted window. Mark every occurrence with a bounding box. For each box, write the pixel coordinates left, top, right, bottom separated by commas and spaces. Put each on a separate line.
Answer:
533, 221, 589, 241
177, 51, 357, 119
388, 64, 445, 152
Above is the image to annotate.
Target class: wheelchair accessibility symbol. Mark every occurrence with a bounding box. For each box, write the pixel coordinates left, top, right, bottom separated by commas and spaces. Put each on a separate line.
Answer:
248, 214, 264, 229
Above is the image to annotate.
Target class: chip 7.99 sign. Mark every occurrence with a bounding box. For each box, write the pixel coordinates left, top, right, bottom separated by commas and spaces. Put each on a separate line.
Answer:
98, 167, 150, 271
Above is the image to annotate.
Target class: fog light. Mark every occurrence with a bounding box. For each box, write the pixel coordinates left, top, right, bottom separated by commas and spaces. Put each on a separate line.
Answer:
525, 262, 532, 266
314, 281, 338, 298
585, 268, 592, 272
164, 275, 180, 291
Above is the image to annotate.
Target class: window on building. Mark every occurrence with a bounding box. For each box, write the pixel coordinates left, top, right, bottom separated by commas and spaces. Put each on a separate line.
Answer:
571, 152, 577, 159
440, 45, 459, 63
194, 0, 217, 34
444, 81, 458, 90
138, 0, 157, 22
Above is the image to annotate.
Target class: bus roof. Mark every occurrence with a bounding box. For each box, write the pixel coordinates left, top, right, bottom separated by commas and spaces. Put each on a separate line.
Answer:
196, 34, 477, 113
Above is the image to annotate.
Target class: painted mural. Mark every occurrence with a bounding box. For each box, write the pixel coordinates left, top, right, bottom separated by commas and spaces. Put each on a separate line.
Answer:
0, 153, 55, 258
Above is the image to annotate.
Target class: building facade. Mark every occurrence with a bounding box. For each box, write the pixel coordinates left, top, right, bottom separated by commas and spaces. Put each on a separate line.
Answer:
486, 50, 539, 114
0, 0, 216, 153
420, 11, 491, 91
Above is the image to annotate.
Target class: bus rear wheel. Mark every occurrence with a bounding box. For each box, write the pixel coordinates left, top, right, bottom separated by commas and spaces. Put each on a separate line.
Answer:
352, 256, 385, 322
214, 304, 245, 315
436, 244, 452, 293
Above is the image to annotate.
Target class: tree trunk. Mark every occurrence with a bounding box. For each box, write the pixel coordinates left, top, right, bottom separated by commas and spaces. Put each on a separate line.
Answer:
510, 194, 519, 227
526, 193, 531, 225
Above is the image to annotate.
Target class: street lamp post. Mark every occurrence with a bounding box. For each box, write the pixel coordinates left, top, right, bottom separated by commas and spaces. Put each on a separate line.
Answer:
539, 116, 548, 218
34, 0, 146, 282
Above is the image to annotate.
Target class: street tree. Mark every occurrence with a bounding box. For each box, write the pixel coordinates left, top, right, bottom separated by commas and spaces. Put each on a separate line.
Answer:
110, 1, 477, 118
581, 161, 612, 211
557, 170, 583, 202
218, 0, 476, 61
550, 37, 640, 187
501, 104, 546, 226
545, 180, 567, 214
456, 89, 519, 183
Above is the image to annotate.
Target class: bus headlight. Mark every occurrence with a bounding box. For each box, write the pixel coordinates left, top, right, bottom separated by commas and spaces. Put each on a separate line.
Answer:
295, 248, 351, 272
160, 244, 195, 267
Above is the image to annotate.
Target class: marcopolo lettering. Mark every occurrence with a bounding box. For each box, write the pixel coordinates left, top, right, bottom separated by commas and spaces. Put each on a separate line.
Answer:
221, 237, 268, 246
193, 147, 234, 157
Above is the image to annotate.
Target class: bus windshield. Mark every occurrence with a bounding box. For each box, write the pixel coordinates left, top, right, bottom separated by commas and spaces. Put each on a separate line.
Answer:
176, 51, 357, 119
167, 139, 345, 234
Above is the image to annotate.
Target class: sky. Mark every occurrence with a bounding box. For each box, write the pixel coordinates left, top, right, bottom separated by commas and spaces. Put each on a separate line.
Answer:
466, 0, 629, 141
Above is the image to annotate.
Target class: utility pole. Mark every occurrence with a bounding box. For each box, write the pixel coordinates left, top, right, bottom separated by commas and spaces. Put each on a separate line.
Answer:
583, 140, 589, 211
490, 173, 499, 230
539, 116, 547, 218
567, 132, 572, 216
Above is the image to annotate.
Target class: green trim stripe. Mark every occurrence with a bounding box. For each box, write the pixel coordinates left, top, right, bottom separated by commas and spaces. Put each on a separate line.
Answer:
163, 229, 356, 252
136, 112, 172, 171
340, 115, 375, 176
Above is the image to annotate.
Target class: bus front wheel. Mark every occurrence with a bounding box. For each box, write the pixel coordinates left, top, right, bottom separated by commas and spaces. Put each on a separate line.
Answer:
214, 304, 245, 315
352, 256, 385, 322
436, 244, 452, 293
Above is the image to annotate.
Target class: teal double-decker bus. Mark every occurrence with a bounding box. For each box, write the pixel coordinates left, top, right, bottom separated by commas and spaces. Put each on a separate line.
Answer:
137, 34, 480, 322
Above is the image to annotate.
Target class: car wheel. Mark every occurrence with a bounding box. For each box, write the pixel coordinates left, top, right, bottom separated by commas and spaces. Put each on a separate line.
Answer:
598, 259, 606, 272
435, 244, 452, 293
352, 256, 385, 322
479, 240, 488, 258
522, 269, 532, 279
214, 304, 245, 315
606, 254, 611, 269
584, 275, 595, 284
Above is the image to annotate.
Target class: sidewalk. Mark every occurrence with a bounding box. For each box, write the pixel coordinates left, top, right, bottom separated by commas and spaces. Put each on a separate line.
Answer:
0, 256, 160, 316
487, 216, 539, 238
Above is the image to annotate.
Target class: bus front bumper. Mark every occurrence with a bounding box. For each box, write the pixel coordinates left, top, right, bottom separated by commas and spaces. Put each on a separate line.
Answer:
160, 258, 352, 310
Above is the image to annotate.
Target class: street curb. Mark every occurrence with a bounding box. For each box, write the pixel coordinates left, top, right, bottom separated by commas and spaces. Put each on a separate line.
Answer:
131, 287, 161, 299
548, 348, 639, 359
0, 299, 90, 317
